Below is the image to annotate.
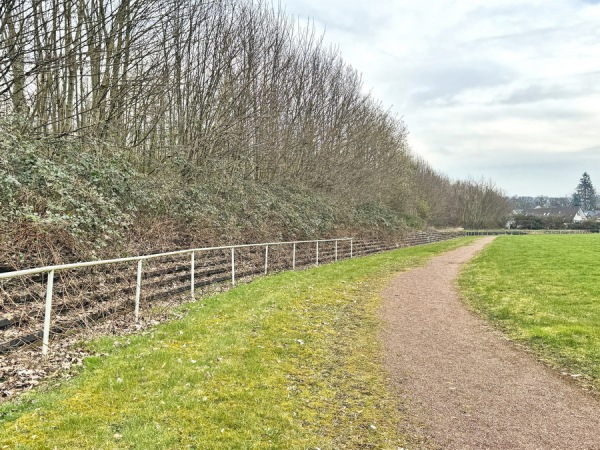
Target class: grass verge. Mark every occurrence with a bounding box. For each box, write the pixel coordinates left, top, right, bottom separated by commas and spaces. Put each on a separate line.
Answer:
0, 237, 476, 449
460, 235, 600, 392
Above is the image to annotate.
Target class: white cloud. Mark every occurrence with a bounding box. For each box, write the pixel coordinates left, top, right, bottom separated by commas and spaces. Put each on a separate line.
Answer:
281, 0, 600, 196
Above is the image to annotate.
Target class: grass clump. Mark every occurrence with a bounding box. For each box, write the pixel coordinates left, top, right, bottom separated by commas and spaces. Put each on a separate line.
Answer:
0, 237, 476, 449
460, 235, 600, 391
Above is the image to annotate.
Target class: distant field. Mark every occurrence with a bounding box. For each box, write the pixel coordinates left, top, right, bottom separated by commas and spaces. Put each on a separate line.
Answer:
460, 235, 600, 392
0, 237, 476, 449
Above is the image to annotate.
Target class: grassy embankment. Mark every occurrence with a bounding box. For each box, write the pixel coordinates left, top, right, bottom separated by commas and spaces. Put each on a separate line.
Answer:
0, 237, 477, 449
460, 235, 600, 392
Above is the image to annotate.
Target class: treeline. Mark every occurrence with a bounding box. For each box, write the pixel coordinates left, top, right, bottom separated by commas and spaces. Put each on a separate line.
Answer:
511, 173, 598, 211
511, 196, 571, 209
1, 0, 410, 192
0, 0, 509, 259
511, 215, 600, 231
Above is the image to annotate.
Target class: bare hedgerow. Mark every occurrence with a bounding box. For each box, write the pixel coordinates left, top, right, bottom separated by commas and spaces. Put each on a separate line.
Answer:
0, 0, 510, 240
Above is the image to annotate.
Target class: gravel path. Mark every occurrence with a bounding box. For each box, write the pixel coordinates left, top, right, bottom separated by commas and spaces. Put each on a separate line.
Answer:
382, 237, 600, 450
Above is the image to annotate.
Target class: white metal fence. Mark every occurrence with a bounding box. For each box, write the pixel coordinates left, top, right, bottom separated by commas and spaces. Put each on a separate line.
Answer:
464, 230, 593, 236
0, 228, 593, 363
0, 231, 470, 358
0, 238, 353, 356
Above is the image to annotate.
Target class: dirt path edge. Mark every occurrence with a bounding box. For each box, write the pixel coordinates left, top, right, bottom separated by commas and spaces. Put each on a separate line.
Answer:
381, 237, 600, 450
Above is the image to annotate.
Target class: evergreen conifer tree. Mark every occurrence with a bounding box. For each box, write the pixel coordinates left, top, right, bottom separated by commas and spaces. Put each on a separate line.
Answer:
574, 172, 596, 210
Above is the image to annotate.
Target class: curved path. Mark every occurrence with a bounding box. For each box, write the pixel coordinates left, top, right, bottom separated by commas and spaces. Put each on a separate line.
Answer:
382, 237, 600, 449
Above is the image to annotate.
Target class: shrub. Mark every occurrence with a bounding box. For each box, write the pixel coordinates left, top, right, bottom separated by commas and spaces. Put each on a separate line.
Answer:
0, 118, 133, 245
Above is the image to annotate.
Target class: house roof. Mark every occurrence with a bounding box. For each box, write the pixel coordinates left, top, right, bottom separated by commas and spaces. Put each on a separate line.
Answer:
520, 207, 583, 218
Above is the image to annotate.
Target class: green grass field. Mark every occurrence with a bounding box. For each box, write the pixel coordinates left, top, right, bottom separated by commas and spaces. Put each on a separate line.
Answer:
460, 235, 600, 391
0, 237, 476, 449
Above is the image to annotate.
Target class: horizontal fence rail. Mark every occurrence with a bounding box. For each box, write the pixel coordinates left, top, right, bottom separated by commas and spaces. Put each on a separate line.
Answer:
464, 229, 593, 236
0, 231, 466, 357
0, 238, 356, 357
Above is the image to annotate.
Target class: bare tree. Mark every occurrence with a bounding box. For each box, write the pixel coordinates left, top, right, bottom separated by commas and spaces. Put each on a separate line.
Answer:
0, 0, 507, 229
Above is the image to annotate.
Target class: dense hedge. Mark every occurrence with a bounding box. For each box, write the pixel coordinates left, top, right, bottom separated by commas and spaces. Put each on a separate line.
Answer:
510, 214, 600, 230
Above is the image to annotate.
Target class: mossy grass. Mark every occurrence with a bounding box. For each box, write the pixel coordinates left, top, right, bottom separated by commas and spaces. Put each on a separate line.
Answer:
0, 237, 476, 449
460, 235, 600, 391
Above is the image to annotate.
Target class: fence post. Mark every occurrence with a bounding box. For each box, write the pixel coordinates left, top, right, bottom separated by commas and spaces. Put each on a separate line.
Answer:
316, 241, 319, 266
292, 243, 296, 270
335, 240, 338, 262
265, 245, 269, 275
42, 270, 55, 356
190, 251, 195, 299
350, 239, 353, 258
135, 259, 143, 322
231, 247, 236, 286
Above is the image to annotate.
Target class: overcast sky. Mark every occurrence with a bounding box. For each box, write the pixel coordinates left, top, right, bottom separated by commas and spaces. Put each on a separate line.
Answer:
280, 0, 600, 197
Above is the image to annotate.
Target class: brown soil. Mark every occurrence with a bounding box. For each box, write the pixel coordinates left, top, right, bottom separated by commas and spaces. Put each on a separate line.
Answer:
382, 237, 600, 450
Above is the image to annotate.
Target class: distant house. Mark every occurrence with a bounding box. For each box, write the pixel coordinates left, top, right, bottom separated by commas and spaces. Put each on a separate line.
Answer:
520, 207, 586, 223
585, 210, 600, 222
